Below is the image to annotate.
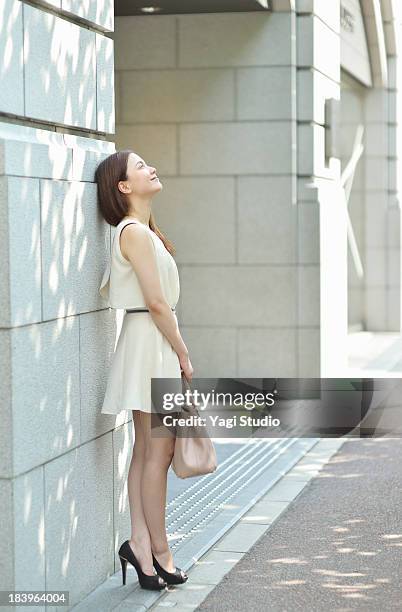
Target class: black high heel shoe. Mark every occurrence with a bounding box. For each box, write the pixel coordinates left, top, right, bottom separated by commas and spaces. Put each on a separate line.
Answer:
152, 552, 188, 585
118, 540, 167, 590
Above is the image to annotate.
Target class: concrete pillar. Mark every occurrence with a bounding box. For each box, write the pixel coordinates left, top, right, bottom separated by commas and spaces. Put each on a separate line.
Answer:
296, 0, 347, 375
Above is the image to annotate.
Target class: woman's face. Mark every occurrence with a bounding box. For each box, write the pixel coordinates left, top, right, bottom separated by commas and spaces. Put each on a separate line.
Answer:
119, 152, 163, 197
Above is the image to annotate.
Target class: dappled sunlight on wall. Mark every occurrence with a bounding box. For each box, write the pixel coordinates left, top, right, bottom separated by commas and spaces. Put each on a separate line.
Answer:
0, 0, 118, 604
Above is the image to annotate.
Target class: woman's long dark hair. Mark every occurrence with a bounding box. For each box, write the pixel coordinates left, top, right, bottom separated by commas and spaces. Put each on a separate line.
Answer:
95, 149, 176, 255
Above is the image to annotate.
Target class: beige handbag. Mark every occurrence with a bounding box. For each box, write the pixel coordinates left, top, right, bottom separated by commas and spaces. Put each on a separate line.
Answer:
171, 374, 217, 479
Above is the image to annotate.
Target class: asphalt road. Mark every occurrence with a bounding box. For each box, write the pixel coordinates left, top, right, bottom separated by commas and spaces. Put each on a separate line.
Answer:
195, 437, 402, 612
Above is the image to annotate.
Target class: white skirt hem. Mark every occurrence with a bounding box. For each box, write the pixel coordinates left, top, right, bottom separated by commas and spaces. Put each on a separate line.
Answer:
100, 312, 182, 416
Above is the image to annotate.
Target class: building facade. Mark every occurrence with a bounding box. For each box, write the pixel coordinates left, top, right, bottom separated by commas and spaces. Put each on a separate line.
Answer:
114, 0, 402, 380
0, 0, 401, 606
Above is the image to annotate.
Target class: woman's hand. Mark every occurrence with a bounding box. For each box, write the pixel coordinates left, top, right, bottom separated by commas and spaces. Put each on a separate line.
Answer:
179, 353, 194, 382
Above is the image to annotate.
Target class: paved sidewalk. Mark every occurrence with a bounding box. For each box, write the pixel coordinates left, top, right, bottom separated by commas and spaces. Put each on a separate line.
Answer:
72, 437, 320, 612
148, 437, 347, 611
192, 437, 402, 612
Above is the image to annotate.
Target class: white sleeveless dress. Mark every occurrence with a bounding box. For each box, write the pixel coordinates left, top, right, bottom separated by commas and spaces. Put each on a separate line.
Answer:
99, 217, 182, 415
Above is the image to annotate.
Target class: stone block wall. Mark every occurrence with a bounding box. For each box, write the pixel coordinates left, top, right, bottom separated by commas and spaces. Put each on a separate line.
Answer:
0, 1, 127, 608
364, 48, 402, 331
114, 10, 322, 379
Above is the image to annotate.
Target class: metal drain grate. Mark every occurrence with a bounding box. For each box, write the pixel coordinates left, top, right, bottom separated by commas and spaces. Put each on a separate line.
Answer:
166, 436, 319, 562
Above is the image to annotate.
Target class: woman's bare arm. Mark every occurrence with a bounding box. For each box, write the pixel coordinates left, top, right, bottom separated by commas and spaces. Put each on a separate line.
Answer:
120, 223, 191, 370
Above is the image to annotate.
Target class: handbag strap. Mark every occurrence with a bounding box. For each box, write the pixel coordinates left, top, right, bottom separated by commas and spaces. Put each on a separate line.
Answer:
181, 373, 195, 407
181, 372, 192, 391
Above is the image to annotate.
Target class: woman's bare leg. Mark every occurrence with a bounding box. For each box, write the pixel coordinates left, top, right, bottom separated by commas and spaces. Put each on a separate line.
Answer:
140, 411, 176, 572
126, 410, 155, 575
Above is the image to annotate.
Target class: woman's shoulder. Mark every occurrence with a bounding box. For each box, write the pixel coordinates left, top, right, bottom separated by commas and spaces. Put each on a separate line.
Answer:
116, 219, 161, 260
117, 219, 153, 243
117, 218, 153, 233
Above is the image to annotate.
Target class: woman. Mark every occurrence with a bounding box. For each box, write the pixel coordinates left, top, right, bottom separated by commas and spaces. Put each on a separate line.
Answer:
95, 149, 194, 591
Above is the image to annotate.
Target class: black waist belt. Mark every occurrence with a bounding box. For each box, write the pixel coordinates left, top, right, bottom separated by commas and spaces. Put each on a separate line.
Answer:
125, 307, 176, 313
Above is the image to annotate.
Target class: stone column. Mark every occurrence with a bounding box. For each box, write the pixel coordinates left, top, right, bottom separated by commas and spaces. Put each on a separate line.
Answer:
296, 0, 346, 375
